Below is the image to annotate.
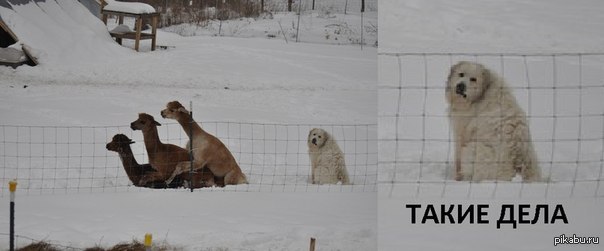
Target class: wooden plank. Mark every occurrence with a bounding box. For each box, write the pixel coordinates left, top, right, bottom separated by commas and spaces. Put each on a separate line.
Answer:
134, 17, 142, 51
109, 32, 155, 40
151, 16, 157, 51
21, 44, 39, 66
101, 10, 159, 19
0, 20, 19, 43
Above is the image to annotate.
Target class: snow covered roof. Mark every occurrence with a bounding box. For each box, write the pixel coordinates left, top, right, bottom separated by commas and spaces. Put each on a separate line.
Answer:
102, 0, 155, 14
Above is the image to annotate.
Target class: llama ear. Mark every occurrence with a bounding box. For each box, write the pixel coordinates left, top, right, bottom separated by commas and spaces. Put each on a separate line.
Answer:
178, 107, 189, 114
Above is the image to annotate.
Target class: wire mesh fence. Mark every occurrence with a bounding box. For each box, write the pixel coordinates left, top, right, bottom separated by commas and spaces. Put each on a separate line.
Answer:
0, 122, 377, 195
378, 52, 604, 198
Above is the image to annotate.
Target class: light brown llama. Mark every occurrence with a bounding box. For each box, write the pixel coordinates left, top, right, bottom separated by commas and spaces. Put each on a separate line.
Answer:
160, 101, 247, 185
130, 113, 218, 187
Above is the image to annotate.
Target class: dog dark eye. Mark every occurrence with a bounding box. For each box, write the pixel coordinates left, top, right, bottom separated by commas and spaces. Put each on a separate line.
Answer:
318, 136, 322, 138
470, 77, 477, 82
458, 73, 464, 77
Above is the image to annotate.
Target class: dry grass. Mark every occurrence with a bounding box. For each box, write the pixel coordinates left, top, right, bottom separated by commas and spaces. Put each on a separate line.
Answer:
17, 242, 61, 251
17, 240, 176, 251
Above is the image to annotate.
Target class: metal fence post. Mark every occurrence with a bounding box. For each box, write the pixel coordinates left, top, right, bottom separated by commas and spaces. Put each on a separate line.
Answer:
9, 180, 17, 251
190, 101, 194, 192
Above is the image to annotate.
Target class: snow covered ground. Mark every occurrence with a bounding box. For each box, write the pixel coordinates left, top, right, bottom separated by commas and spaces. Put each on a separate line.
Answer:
0, 0, 376, 249
379, 0, 604, 250
162, 11, 378, 46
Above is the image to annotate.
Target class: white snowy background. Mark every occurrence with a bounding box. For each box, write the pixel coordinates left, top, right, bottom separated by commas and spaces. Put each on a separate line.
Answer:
379, 0, 604, 250
0, 0, 376, 250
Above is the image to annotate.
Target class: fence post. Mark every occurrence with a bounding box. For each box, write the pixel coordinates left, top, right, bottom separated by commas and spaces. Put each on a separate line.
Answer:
189, 101, 194, 192
344, 0, 348, 15
295, 0, 302, 42
9, 180, 17, 251
144, 233, 152, 251
309, 237, 316, 251
360, 0, 365, 50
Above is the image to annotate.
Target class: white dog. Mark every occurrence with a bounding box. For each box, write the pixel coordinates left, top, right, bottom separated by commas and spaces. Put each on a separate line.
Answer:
446, 61, 541, 182
307, 128, 350, 185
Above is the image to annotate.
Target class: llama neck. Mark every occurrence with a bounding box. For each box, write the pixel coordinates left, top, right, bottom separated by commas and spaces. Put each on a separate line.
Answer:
142, 126, 162, 158
117, 148, 139, 176
176, 113, 205, 138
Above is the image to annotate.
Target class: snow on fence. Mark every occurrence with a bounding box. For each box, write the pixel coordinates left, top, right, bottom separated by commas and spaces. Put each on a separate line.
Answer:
0, 122, 377, 195
379, 52, 604, 198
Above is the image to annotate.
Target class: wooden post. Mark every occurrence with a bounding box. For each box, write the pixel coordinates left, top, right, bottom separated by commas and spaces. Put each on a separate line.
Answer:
309, 237, 316, 251
134, 16, 142, 51
151, 15, 158, 51
288, 0, 292, 12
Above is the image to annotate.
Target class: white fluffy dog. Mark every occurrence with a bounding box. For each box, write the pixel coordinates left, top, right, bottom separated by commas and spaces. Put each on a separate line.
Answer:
307, 128, 350, 185
446, 61, 541, 182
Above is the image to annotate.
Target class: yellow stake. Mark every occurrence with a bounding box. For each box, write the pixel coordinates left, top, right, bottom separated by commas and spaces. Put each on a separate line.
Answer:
144, 233, 152, 247
9, 180, 17, 192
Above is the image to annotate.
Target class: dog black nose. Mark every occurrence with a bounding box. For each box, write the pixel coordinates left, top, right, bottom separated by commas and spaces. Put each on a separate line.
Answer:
130, 123, 136, 130
312, 138, 317, 145
455, 82, 466, 95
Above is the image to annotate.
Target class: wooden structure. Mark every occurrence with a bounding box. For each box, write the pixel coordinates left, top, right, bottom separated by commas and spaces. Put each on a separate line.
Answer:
101, 9, 159, 52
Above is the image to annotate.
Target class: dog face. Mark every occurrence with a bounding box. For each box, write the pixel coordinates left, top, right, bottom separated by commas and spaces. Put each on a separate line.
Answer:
106, 134, 134, 152
447, 61, 490, 104
161, 101, 189, 119
308, 128, 329, 148
130, 113, 161, 131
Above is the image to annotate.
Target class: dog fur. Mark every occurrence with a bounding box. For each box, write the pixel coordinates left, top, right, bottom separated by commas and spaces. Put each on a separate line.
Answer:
307, 128, 350, 185
160, 101, 247, 185
446, 61, 541, 182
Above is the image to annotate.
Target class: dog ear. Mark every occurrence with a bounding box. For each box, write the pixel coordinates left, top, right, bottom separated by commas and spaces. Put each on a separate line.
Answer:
129, 140, 135, 145
154, 120, 161, 126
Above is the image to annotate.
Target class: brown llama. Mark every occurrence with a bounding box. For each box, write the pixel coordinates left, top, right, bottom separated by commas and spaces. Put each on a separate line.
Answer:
160, 101, 247, 185
130, 113, 218, 187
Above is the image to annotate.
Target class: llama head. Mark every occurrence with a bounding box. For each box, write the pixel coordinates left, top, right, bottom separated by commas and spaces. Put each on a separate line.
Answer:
161, 101, 189, 120
130, 113, 161, 131
106, 134, 135, 152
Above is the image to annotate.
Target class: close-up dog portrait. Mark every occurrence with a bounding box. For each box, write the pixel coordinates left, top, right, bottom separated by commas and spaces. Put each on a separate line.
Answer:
446, 61, 541, 182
